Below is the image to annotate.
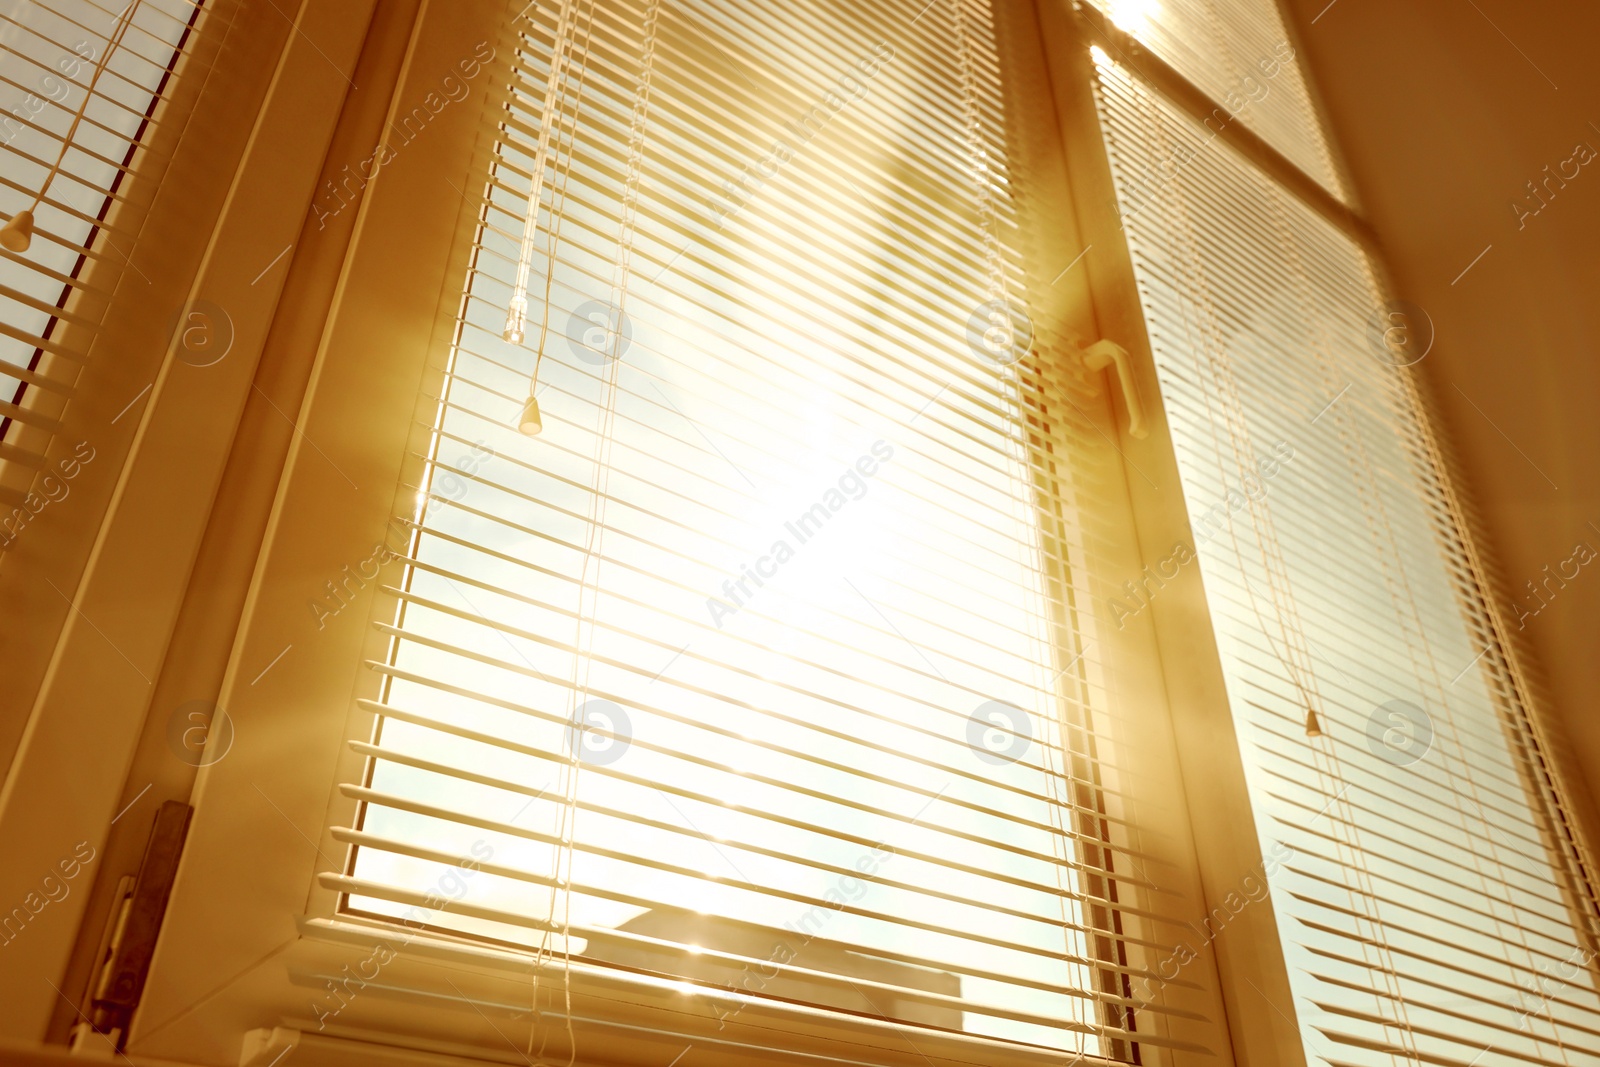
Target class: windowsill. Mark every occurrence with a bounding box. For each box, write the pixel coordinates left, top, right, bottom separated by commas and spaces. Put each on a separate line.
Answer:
224, 914, 1138, 1067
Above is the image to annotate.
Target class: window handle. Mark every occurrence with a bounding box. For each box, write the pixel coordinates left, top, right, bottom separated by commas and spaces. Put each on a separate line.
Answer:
1082, 339, 1148, 439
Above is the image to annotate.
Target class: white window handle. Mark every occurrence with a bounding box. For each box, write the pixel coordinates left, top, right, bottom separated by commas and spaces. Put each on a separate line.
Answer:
1082, 339, 1148, 439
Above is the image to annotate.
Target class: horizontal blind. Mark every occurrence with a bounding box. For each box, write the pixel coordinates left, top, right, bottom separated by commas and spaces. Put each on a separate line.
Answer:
1082, 0, 1344, 203
1092, 50, 1600, 1067
0, 0, 200, 507
329, 0, 1220, 1060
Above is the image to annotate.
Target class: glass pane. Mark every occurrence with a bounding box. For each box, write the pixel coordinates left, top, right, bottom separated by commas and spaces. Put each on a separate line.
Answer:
1082, 0, 1346, 199
1095, 56, 1600, 1067
343, 1, 1153, 1058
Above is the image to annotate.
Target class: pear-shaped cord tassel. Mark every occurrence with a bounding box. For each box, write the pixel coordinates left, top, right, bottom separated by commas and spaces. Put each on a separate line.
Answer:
3, 0, 143, 255
0, 210, 34, 252
517, 393, 543, 437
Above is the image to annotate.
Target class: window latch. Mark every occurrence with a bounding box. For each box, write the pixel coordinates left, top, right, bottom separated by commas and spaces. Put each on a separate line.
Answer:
1081, 340, 1149, 439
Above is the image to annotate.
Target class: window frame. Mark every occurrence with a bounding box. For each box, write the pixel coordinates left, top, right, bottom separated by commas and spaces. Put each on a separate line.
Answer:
4, 0, 1352, 1064
1031, 4, 1319, 1061
0, 0, 383, 1047
1050, 0, 1600, 1054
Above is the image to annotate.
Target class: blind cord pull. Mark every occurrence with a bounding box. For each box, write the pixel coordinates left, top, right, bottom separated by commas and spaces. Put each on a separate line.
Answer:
515, 0, 657, 439
1, 0, 146, 254
507, 0, 580, 437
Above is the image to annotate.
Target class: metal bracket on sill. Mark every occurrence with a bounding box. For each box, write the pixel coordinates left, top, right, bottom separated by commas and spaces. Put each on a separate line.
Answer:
69, 800, 193, 1053
1081, 339, 1149, 439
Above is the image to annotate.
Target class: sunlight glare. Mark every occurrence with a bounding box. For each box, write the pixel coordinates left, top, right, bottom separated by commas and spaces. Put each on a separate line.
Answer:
1107, 0, 1160, 34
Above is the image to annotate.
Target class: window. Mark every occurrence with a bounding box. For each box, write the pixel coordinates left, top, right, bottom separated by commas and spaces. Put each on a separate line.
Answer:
80, 0, 1600, 1065
0, 0, 199, 511
1087, 0, 1343, 197
1086, 1, 1600, 1063
331, 0, 1210, 1061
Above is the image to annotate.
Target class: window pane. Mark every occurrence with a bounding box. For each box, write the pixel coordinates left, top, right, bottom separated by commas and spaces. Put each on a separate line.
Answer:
1094, 54, 1600, 1067
0, 1, 195, 412
1082, 0, 1345, 199
338, 2, 1180, 1059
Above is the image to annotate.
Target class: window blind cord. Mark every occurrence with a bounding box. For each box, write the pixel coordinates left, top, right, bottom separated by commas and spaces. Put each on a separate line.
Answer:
1192, 189, 1409, 1048
1380, 445, 1569, 1043
1170, 166, 1375, 1040
1125, 64, 1412, 1050
949, 0, 1015, 343
524, 0, 601, 441
1264, 153, 1551, 1054
1369, 404, 1562, 1041
503, 0, 576, 345
555, 0, 660, 829
544, 341, 613, 1067
1148, 68, 1426, 1055
1130, 94, 1324, 739
518, 1, 650, 1058
521, 0, 602, 427
1268, 183, 1562, 1052
1175, 189, 1324, 738
555, 0, 655, 1055
1099, 64, 1327, 747
601, 0, 657, 354
522, 5, 596, 443
504, 0, 580, 439
507, 4, 603, 1055
1245, 150, 1436, 1056
464, 2, 600, 1049
1214, 416, 1322, 739
1, 0, 145, 253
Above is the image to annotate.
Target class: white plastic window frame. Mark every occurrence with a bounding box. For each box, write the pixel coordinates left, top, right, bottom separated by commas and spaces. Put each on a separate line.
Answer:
30, 1, 1306, 1065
